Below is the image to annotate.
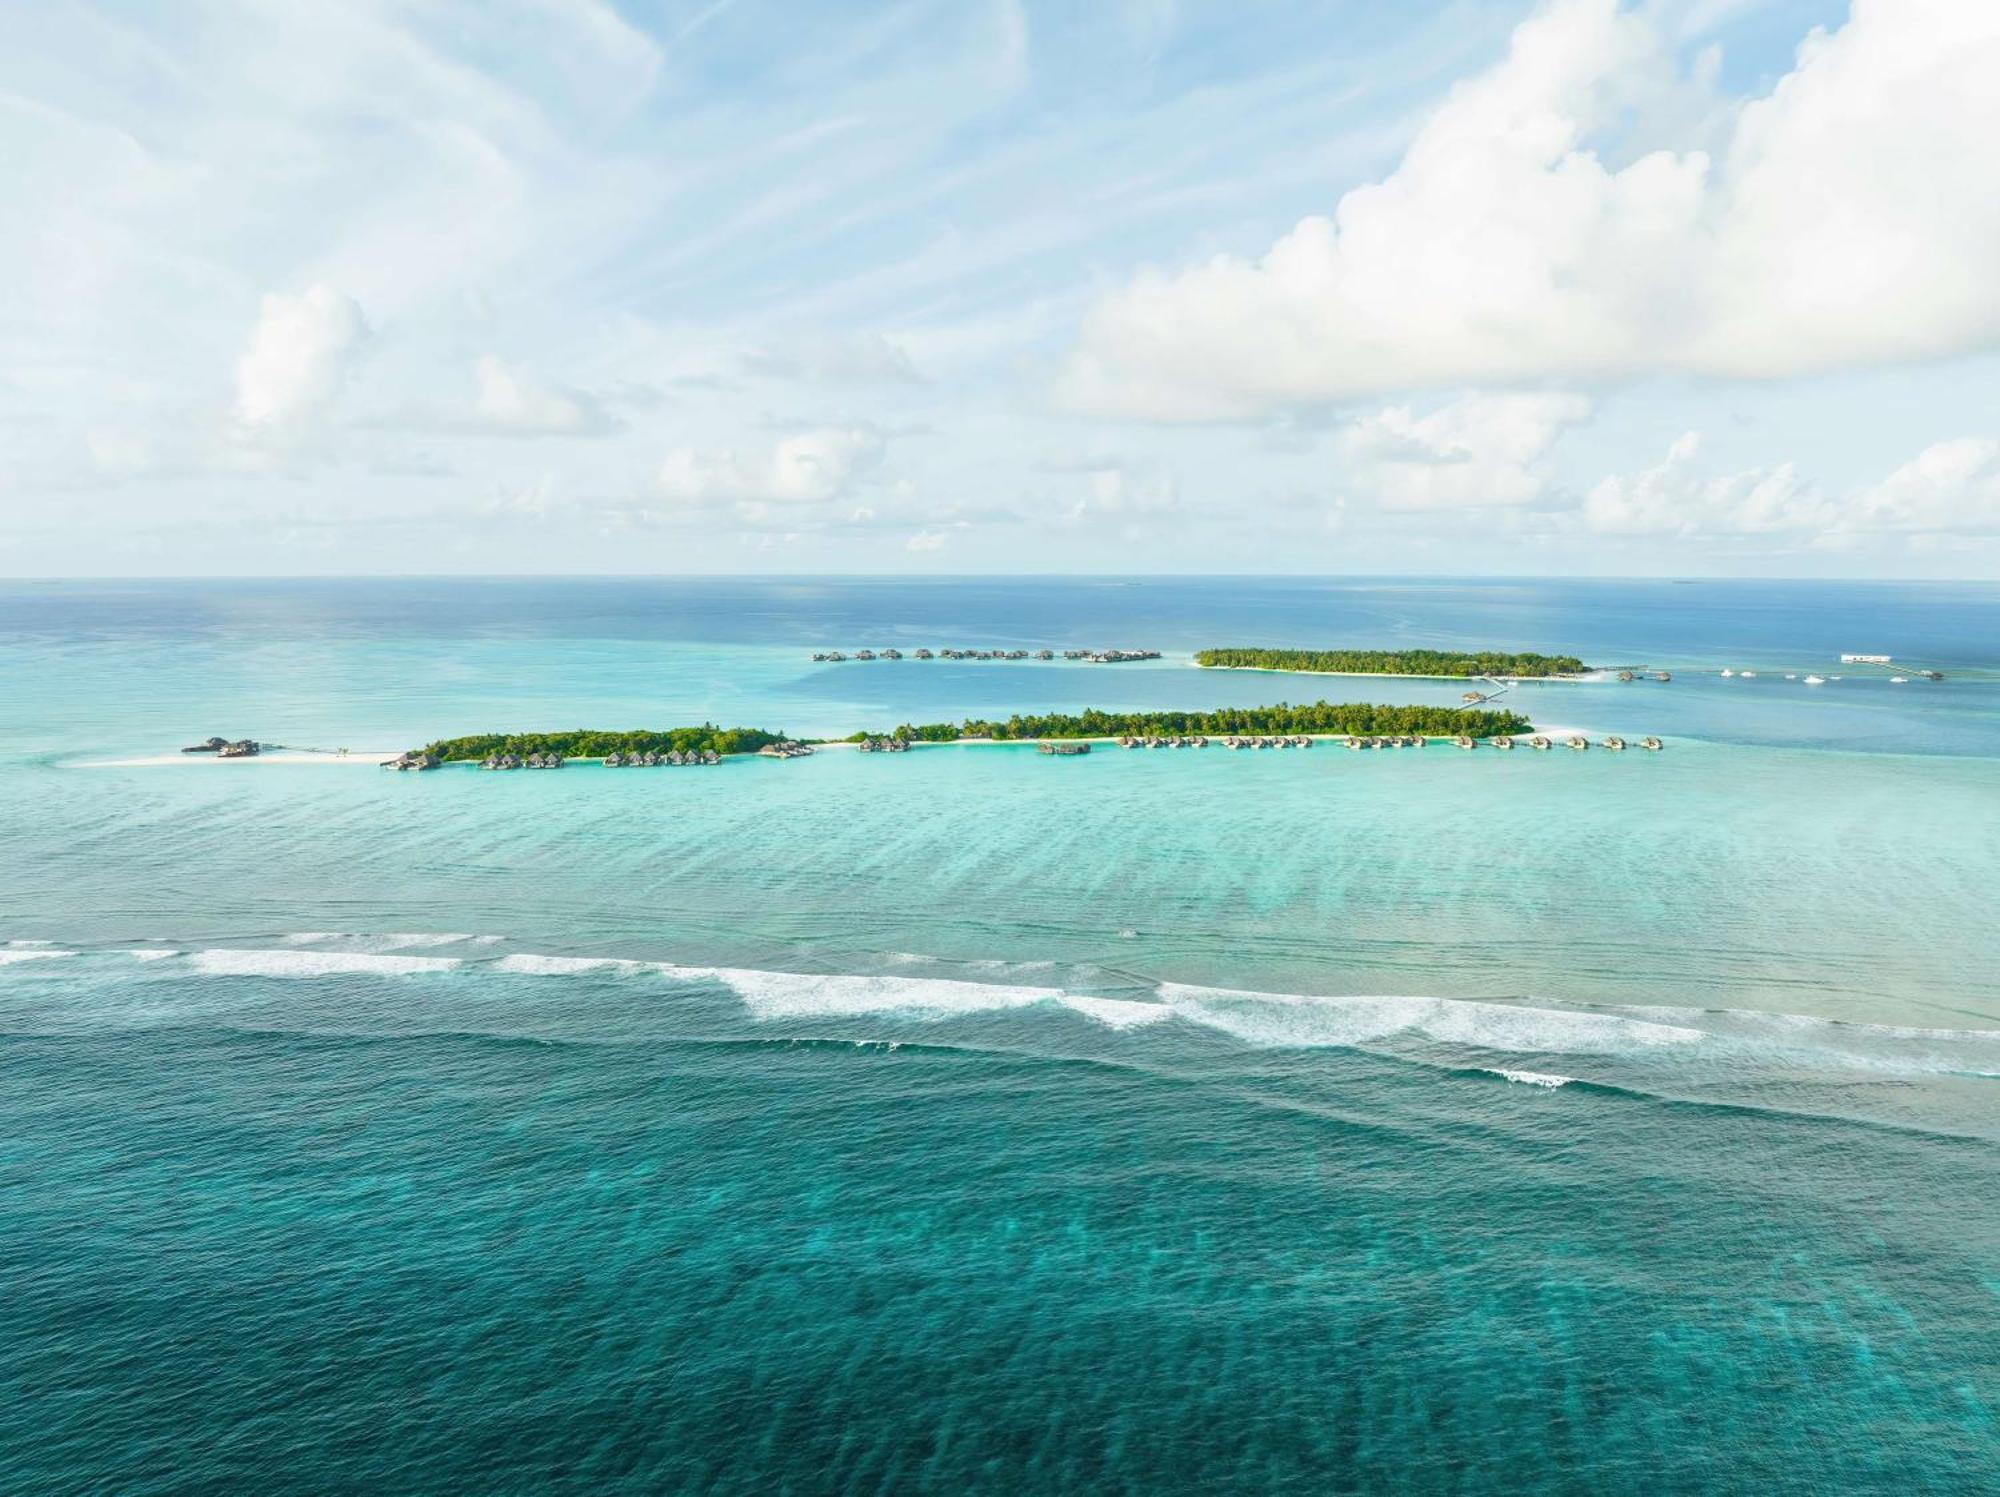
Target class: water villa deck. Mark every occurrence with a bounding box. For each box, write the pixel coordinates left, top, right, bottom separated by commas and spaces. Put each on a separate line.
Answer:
812, 646, 1160, 664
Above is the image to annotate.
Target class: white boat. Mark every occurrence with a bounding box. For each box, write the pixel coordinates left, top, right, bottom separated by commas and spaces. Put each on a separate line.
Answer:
1720, 669, 1735, 677
1804, 675, 1825, 685
1740, 670, 1757, 678
1891, 675, 1908, 683
1784, 674, 1797, 680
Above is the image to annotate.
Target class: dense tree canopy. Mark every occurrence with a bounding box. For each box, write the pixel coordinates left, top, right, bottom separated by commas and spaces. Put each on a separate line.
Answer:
423, 726, 782, 761
869, 703, 1530, 741
1195, 648, 1586, 678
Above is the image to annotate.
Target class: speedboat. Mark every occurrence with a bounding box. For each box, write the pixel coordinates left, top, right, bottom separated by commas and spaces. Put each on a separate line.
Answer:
1891, 675, 1908, 683
1720, 668, 1735, 677
1804, 675, 1825, 685
1785, 674, 1797, 680
1740, 670, 1758, 678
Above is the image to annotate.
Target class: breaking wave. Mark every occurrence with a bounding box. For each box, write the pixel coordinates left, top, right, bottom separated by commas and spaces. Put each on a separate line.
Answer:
1158, 983, 1704, 1055
189, 948, 465, 978
0, 948, 73, 966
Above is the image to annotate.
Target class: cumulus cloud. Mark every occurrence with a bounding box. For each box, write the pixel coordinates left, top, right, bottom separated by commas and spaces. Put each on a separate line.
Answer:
655, 426, 886, 506
1584, 432, 1832, 535
1341, 392, 1591, 510
230, 285, 368, 441
1850, 439, 2000, 535
1059, 0, 2000, 420
469, 355, 616, 436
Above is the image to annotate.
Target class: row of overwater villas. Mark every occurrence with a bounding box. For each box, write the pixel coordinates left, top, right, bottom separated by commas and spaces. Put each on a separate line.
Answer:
1110, 733, 1663, 752
811, 648, 1160, 663
469, 749, 724, 769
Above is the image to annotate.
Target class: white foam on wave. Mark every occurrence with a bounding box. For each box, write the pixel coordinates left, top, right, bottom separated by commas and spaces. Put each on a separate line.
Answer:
128, 948, 180, 961
1490, 1068, 1575, 1088
491, 953, 652, 976
0, 948, 73, 966
1158, 982, 1704, 1055
1059, 995, 1172, 1030
692, 965, 1062, 1021
7, 939, 55, 947
190, 948, 463, 978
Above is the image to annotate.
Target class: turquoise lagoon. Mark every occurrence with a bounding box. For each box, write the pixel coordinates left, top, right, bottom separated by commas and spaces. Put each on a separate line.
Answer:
1, 578, 1996, 1493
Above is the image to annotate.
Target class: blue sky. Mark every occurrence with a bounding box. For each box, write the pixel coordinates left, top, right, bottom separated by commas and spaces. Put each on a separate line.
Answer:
2, 0, 1996, 576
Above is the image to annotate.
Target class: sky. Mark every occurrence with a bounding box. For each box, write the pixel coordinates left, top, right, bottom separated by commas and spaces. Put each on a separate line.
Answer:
1, 0, 1997, 577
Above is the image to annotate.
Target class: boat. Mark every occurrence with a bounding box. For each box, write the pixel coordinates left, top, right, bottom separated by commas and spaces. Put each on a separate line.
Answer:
1804, 675, 1825, 685
1740, 670, 1757, 678
1784, 674, 1797, 680
1891, 676, 1908, 684
1720, 669, 1734, 677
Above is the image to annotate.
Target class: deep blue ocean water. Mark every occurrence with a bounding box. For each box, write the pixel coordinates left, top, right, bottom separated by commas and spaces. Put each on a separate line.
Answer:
1, 578, 1995, 1494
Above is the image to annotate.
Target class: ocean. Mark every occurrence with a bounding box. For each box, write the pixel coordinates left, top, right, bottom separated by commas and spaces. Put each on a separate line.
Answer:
1, 577, 1995, 1493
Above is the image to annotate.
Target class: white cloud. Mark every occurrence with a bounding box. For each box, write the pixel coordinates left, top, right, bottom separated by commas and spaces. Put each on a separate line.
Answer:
1341, 391, 1591, 510
470, 356, 615, 436
1851, 439, 2000, 535
905, 528, 948, 552
1059, 0, 2000, 420
1584, 431, 1832, 535
655, 426, 885, 506
230, 285, 368, 441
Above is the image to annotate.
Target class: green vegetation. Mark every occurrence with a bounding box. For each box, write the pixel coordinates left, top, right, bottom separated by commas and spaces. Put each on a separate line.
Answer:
1195, 647, 1586, 678
866, 703, 1530, 741
422, 725, 783, 761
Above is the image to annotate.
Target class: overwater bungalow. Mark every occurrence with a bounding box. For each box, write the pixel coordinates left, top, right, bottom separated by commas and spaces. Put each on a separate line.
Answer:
1603, 736, 1626, 751
1454, 735, 1476, 750
1530, 735, 1552, 750
1037, 741, 1090, 755
1652, 671, 1672, 682
1617, 670, 1636, 682
1566, 735, 1589, 750
881, 648, 902, 660
1461, 691, 1485, 704
914, 648, 934, 660
1493, 736, 1514, 750
1641, 737, 1664, 751
855, 650, 876, 662
1035, 649, 1054, 660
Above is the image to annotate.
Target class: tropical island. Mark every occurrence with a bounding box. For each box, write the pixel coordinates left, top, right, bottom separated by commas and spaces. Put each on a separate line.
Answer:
419, 725, 785, 762
853, 703, 1529, 742
1195, 647, 1588, 678
404, 703, 1530, 767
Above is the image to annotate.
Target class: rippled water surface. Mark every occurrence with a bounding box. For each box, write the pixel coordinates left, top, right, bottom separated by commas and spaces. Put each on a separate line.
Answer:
2, 578, 1996, 1494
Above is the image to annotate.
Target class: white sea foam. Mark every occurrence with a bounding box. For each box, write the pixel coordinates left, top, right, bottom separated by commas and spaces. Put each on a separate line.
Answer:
693, 965, 1061, 1021
491, 953, 652, 976
1490, 1068, 1575, 1088
1059, 995, 1172, 1030
189, 948, 463, 978
1158, 983, 1704, 1055
7, 938, 55, 947
0, 948, 73, 966
128, 948, 181, 961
